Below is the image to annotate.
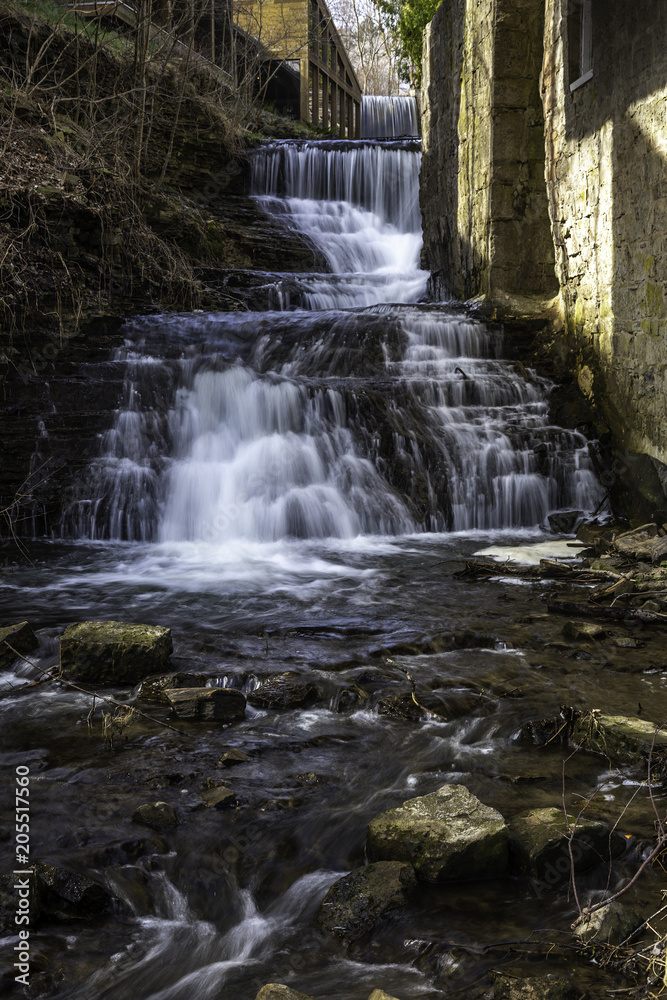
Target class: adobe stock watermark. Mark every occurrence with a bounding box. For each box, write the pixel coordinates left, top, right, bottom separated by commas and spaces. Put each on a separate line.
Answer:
13, 764, 31, 987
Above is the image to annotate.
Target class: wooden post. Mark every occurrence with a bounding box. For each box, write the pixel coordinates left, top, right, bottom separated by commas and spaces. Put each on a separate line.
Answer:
330, 77, 337, 131
300, 58, 310, 122
312, 64, 319, 124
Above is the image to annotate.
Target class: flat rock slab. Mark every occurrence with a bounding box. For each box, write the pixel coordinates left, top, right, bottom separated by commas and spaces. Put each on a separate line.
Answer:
367, 784, 508, 882
0, 621, 38, 670
562, 621, 606, 641
137, 671, 211, 702
573, 713, 667, 764
200, 786, 237, 809
318, 861, 416, 941
508, 807, 623, 881
165, 687, 246, 722
572, 900, 642, 944
60, 621, 172, 684
217, 748, 250, 767
255, 987, 315, 1000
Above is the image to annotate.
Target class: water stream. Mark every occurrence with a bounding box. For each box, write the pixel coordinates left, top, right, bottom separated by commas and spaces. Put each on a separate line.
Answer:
1, 98, 665, 999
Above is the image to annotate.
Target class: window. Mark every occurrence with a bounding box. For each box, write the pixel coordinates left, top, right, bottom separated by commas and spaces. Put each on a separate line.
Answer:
568, 0, 593, 92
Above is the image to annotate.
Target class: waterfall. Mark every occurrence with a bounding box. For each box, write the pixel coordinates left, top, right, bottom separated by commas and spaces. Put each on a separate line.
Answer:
64, 126, 602, 543
361, 96, 420, 138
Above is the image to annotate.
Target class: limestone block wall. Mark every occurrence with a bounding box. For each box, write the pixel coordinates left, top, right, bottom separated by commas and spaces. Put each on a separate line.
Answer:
542, 0, 667, 467
420, 0, 556, 302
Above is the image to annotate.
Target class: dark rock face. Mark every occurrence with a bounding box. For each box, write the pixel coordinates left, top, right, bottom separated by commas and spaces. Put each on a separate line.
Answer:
0, 620, 38, 669
317, 861, 417, 942
36, 863, 112, 919
165, 687, 246, 722
59, 621, 173, 684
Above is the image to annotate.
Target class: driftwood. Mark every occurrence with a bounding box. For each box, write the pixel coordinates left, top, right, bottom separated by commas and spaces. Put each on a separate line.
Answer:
546, 600, 667, 626
457, 558, 622, 582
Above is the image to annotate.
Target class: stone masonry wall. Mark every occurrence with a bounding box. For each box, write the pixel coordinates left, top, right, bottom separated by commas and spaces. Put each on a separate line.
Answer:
542, 0, 667, 471
420, 0, 556, 303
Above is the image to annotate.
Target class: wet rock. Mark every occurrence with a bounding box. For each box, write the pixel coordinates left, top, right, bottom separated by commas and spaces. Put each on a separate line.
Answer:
255, 986, 315, 1000
296, 771, 324, 785
518, 706, 581, 747
165, 687, 246, 722
0, 620, 38, 669
573, 712, 667, 766
200, 786, 237, 809
612, 524, 667, 563
217, 748, 250, 767
572, 900, 642, 944
613, 636, 641, 648
248, 672, 319, 710
368, 992, 402, 1000
367, 784, 508, 882
60, 621, 173, 684
132, 801, 178, 832
562, 621, 606, 641
137, 671, 210, 703
488, 972, 580, 1000
508, 807, 624, 882
377, 693, 424, 721
36, 863, 111, 918
548, 510, 584, 534
317, 861, 417, 942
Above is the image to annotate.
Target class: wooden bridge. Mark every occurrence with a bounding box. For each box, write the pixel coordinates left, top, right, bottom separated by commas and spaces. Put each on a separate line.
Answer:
66, 0, 362, 137
242, 0, 362, 137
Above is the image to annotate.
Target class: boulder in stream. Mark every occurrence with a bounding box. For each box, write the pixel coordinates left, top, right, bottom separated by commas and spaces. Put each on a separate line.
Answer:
217, 748, 250, 767
367, 784, 508, 882
0, 620, 38, 669
508, 807, 624, 882
368, 992, 402, 1000
255, 987, 315, 1000
377, 693, 424, 721
59, 621, 172, 684
248, 672, 319, 710
317, 861, 417, 942
35, 862, 111, 919
200, 786, 237, 809
132, 801, 178, 832
572, 900, 642, 944
562, 621, 606, 641
164, 687, 246, 722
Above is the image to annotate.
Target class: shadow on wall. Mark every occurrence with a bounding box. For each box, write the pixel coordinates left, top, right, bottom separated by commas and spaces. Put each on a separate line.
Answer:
543, 0, 667, 494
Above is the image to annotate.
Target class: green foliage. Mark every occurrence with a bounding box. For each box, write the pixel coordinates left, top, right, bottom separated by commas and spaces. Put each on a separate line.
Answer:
376, 0, 442, 86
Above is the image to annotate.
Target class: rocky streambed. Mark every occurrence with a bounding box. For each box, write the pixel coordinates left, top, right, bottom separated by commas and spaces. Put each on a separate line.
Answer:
2, 531, 667, 1000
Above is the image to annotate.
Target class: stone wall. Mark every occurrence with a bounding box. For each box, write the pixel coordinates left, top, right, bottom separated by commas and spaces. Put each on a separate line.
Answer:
420, 0, 556, 304
542, 0, 667, 471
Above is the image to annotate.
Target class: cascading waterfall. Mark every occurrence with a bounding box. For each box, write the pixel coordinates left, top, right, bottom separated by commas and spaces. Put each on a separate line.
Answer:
361, 95, 420, 138
64, 120, 602, 544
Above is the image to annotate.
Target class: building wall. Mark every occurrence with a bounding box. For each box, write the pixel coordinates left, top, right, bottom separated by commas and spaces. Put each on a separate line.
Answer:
420, 0, 556, 302
542, 0, 667, 465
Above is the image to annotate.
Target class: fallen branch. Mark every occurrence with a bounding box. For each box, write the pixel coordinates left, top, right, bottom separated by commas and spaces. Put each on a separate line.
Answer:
2, 641, 186, 737
546, 600, 667, 626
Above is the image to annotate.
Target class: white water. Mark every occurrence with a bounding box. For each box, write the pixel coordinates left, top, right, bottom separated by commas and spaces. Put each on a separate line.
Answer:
361, 95, 420, 138
64, 129, 603, 562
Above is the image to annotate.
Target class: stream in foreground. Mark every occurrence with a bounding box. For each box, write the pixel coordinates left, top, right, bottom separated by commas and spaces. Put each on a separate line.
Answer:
1, 99, 666, 999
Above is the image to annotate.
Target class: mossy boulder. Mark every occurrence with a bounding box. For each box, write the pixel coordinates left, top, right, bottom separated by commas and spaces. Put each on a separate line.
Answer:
573, 712, 667, 765
254, 987, 315, 1000
508, 807, 624, 882
0, 621, 38, 670
572, 900, 642, 944
59, 621, 172, 684
136, 671, 210, 703
164, 687, 246, 722
367, 785, 508, 882
317, 861, 417, 942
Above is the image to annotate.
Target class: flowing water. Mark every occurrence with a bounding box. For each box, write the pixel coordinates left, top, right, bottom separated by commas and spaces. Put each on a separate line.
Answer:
1, 101, 666, 1000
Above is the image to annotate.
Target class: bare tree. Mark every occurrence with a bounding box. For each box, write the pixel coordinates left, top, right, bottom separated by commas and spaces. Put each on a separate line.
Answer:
327, 0, 399, 95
